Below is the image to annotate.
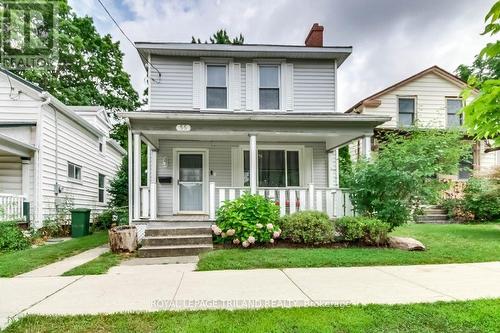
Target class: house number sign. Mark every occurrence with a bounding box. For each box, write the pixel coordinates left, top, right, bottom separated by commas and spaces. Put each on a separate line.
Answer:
176, 124, 191, 132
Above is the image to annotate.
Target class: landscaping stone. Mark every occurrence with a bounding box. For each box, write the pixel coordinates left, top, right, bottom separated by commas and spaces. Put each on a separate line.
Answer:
388, 236, 426, 251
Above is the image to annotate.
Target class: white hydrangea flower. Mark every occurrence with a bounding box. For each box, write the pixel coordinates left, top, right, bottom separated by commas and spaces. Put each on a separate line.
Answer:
266, 223, 274, 230
248, 236, 256, 244
269, 239, 275, 244
242, 240, 250, 248
256, 223, 263, 229
233, 238, 240, 245
273, 231, 281, 239
226, 229, 236, 236
221, 232, 226, 238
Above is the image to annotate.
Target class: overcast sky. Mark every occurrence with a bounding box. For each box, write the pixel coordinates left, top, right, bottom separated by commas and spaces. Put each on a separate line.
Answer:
69, 0, 495, 111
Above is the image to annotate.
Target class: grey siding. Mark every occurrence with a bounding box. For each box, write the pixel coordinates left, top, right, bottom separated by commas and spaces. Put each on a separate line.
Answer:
293, 60, 335, 112
156, 140, 328, 216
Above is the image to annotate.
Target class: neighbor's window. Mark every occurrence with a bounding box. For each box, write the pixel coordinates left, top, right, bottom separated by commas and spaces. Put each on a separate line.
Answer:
206, 64, 227, 109
98, 173, 105, 203
259, 65, 280, 110
99, 141, 103, 153
458, 147, 473, 180
68, 162, 82, 181
244, 150, 299, 187
446, 98, 463, 128
398, 97, 415, 127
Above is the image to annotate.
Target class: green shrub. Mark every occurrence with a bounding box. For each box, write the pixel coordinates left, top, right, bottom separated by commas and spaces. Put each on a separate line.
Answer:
441, 198, 472, 222
463, 178, 500, 221
214, 193, 280, 247
39, 218, 67, 238
0, 222, 31, 252
94, 207, 128, 230
280, 211, 334, 245
335, 216, 390, 246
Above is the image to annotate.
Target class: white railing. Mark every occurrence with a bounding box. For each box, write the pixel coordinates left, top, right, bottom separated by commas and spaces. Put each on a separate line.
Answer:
140, 186, 150, 218
209, 182, 354, 221
0, 193, 25, 222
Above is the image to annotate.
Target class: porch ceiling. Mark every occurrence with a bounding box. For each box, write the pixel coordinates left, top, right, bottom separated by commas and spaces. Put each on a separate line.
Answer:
121, 111, 390, 150
0, 133, 36, 157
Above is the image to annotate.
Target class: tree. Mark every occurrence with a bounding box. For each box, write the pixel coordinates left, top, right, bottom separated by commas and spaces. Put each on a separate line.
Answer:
192, 29, 244, 44
108, 156, 128, 208
347, 130, 469, 230
1, 0, 140, 119
460, 1, 500, 150
456, 54, 500, 88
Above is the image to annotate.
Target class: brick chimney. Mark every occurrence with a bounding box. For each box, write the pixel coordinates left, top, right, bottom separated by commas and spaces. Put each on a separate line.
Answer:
305, 23, 324, 47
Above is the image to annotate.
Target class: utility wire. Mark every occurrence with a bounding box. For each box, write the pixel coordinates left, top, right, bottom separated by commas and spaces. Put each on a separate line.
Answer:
96, 0, 161, 82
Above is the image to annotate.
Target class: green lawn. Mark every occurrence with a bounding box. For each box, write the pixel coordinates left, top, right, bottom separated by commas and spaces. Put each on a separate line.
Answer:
62, 252, 124, 276
0, 232, 108, 277
3, 299, 499, 333
197, 223, 500, 271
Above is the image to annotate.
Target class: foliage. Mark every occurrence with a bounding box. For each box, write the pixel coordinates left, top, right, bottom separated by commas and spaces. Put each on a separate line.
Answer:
192, 29, 244, 44
94, 207, 128, 230
456, 54, 500, 88
39, 218, 66, 238
214, 193, 280, 247
334, 216, 390, 246
0, 222, 31, 252
338, 146, 353, 188
280, 211, 334, 245
62, 252, 123, 276
462, 177, 500, 221
108, 156, 129, 208
459, 1, 500, 147
1, 0, 140, 115
346, 129, 469, 229
440, 198, 472, 222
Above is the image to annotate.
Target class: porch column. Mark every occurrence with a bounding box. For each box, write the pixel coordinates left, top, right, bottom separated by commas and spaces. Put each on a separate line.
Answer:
149, 148, 158, 220
328, 149, 339, 188
133, 133, 141, 220
249, 134, 257, 194
362, 135, 372, 160
21, 157, 31, 222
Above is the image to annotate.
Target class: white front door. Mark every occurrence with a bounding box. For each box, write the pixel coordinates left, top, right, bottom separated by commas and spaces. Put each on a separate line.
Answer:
175, 151, 207, 213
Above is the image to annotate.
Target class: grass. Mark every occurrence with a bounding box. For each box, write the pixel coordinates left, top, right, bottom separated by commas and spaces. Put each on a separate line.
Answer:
62, 252, 126, 276
197, 223, 500, 271
0, 232, 108, 277
3, 299, 499, 333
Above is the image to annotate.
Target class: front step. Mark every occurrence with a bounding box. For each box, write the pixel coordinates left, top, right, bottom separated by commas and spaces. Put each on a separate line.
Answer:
138, 244, 213, 258
145, 227, 211, 237
143, 235, 213, 246
416, 214, 449, 221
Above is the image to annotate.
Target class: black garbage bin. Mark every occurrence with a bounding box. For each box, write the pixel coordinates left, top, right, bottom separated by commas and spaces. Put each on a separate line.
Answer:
71, 208, 91, 237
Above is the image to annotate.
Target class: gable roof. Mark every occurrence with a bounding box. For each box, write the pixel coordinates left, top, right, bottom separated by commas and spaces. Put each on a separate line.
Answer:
345, 65, 474, 113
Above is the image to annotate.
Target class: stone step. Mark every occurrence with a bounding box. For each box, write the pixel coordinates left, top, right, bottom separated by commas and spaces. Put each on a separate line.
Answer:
138, 244, 213, 258
416, 220, 452, 224
145, 227, 211, 237
423, 209, 447, 214
416, 214, 449, 221
142, 235, 213, 247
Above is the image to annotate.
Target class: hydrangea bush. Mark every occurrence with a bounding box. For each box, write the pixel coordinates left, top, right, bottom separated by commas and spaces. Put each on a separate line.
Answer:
212, 193, 281, 247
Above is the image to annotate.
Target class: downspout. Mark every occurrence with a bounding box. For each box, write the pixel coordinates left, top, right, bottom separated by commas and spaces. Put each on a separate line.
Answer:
34, 92, 50, 227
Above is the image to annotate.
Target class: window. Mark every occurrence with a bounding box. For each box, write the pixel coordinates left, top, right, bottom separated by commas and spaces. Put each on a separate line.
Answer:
446, 98, 463, 128
99, 141, 103, 152
244, 150, 299, 187
98, 173, 105, 203
259, 65, 280, 110
68, 162, 82, 181
398, 97, 415, 127
206, 64, 227, 109
459, 149, 473, 180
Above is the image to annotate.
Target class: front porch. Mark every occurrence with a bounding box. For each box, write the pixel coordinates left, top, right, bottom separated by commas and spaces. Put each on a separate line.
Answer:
123, 111, 388, 224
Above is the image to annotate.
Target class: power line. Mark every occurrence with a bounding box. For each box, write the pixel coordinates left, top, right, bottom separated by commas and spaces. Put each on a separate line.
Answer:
96, 0, 161, 82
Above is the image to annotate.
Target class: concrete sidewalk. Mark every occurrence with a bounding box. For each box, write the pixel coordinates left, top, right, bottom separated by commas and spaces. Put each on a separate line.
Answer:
1, 262, 499, 328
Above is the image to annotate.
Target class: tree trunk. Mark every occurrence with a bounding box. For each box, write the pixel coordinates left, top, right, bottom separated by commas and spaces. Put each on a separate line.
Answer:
108, 226, 137, 253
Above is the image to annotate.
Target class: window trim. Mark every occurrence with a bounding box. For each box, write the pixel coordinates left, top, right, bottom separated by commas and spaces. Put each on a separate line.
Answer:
98, 173, 105, 203
205, 63, 228, 110
258, 64, 281, 111
240, 146, 303, 188
67, 162, 82, 183
397, 96, 416, 127
446, 97, 463, 128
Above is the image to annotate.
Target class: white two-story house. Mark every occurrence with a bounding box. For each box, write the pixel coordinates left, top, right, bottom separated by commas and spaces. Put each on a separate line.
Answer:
121, 24, 389, 228
0, 68, 126, 227
345, 66, 499, 179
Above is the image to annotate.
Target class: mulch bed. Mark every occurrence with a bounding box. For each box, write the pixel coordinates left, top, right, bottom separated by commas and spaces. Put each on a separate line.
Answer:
213, 240, 383, 250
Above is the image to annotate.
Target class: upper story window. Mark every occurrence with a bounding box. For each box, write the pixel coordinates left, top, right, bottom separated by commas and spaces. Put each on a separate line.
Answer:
446, 98, 463, 128
206, 64, 227, 109
98, 173, 105, 203
68, 162, 82, 182
398, 97, 415, 127
259, 65, 280, 110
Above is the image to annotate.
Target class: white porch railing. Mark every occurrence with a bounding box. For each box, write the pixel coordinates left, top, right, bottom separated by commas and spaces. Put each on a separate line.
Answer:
209, 182, 354, 221
0, 193, 25, 222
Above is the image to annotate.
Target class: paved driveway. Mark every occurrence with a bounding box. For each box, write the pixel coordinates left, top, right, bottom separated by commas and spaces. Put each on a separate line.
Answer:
1, 262, 499, 328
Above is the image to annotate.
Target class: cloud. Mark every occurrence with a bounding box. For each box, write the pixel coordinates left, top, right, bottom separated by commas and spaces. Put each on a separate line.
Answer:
69, 0, 495, 111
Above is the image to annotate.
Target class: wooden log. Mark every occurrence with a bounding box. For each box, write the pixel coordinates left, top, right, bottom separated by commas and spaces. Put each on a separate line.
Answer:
108, 226, 138, 253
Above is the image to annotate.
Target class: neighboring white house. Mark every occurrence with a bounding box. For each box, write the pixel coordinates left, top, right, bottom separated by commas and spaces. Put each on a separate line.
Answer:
120, 24, 389, 224
345, 66, 499, 178
0, 68, 126, 227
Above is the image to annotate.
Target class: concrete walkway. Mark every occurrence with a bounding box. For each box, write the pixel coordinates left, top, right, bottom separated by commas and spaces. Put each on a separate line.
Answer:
18, 245, 109, 278
1, 261, 499, 328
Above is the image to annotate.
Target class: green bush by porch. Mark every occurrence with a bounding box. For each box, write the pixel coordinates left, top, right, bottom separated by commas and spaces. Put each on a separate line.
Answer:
197, 223, 500, 271
4, 299, 499, 333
